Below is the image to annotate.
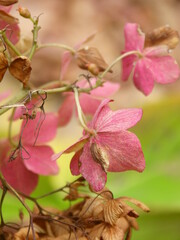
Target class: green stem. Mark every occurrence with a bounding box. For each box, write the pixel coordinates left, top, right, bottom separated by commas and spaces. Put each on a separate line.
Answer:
29, 17, 40, 60
1, 30, 21, 56
74, 87, 94, 134
100, 50, 142, 79
8, 108, 16, 147
36, 43, 76, 55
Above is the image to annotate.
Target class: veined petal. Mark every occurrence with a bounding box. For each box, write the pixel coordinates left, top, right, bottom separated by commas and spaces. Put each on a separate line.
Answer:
23, 145, 59, 175
121, 54, 137, 81
70, 150, 82, 175
147, 55, 180, 84
124, 23, 145, 51
79, 143, 107, 192
91, 99, 142, 132
133, 58, 155, 95
58, 95, 74, 126
96, 131, 145, 172
21, 112, 58, 145
1, 155, 38, 195
79, 93, 101, 116
60, 51, 73, 80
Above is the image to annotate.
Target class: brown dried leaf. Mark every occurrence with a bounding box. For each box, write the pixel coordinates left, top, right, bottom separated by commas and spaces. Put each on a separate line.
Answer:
9, 56, 32, 85
0, 52, 8, 82
0, 0, 18, 6
145, 25, 180, 50
0, 10, 18, 24
76, 47, 112, 75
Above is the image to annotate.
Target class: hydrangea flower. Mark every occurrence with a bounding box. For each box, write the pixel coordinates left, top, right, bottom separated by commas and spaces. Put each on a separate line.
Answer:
54, 99, 145, 192
0, 5, 20, 44
122, 23, 180, 95
58, 78, 119, 126
0, 112, 59, 194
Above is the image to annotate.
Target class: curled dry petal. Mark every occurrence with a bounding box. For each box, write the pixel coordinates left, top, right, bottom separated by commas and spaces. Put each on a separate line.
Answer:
119, 196, 150, 212
0, 0, 18, 6
104, 199, 124, 225
145, 25, 180, 50
0, 53, 8, 82
9, 56, 32, 85
102, 224, 125, 240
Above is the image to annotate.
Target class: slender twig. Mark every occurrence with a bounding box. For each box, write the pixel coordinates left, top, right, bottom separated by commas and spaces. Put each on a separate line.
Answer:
36, 43, 76, 55
29, 17, 41, 60
8, 108, 16, 147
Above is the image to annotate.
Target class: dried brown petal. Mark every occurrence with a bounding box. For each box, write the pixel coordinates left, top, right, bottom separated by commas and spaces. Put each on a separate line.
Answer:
64, 181, 87, 201
119, 197, 150, 213
145, 25, 180, 50
14, 227, 40, 240
0, 10, 18, 24
104, 199, 124, 225
102, 224, 125, 240
0, 52, 8, 82
0, 0, 17, 6
9, 56, 32, 85
76, 47, 112, 75
90, 143, 109, 171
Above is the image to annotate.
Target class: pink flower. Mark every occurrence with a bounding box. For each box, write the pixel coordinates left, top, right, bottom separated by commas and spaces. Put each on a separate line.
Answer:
54, 99, 145, 192
122, 23, 180, 95
0, 112, 59, 194
58, 78, 119, 126
0, 5, 20, 44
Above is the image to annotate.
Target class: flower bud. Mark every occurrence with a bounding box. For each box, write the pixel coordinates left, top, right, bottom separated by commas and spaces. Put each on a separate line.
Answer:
18, 7, 31, 19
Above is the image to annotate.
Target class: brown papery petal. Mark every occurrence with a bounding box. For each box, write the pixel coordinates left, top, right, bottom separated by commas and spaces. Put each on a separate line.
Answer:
0, 0, 18, 6
104, 199, 124, 225
102, 224, 125, 240
145, 25, 180, 50
0, 53, 8, 82
119, 196, 150, 212
9, 56, 32, 85
0, 10, 18, 24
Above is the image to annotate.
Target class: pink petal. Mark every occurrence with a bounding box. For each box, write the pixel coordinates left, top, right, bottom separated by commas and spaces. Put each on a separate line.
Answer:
58, 95, 74, 126
144, 46, 169, 57
121, 54, 137, 81
133, 58, 155, 95
0, 6, 12, 13
124, 23, 145, 51
79, 94, 101, 116
91, 81, 120, 98
147, 56, 180, 84
91, 99, 142, 132
0, 90, 11, 102
70, 150, 82, 175
79, 142, 107, 192
1, 155, 38, 195
21, 112, 58, 145
95, 131, 145, 172
23, 145, 59, 175
13, 106, 26, 120
60, 51, 73, 80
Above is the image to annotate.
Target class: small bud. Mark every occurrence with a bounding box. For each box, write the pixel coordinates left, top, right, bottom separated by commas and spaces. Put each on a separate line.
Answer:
145, 25, 180, 50
18, 7, 31, 19
0, 53, 8, 82
9, 56, 32, 86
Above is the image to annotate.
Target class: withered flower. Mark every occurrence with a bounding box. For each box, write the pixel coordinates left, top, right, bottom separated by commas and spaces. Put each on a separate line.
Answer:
0, 52, 8, 82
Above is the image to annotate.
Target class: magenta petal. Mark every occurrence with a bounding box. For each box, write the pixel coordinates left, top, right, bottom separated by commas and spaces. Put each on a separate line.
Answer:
91, 81, 120, 97
96, 131, 145, 173
60, 51, 73, 80
79, 94, 101, 116
1, 155, 38, 195
58, 95, 74, 126
23, 145, 59, 175
147, 56, 180, 84
124, 23, 145, 51
0, 6, 12, 13
79, 143, 107, 192
121, 54, 137, 81
133, 58, 155, 95
21, 112, 58, 145
70, 150, 82, 175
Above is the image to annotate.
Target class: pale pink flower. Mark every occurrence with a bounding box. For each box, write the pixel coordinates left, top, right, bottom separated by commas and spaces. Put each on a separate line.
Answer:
0, 5, 20, 44
0, 112, 59, 194
54, 99, 145, 192
122, 23, 180, 95
58, 78, 119, 126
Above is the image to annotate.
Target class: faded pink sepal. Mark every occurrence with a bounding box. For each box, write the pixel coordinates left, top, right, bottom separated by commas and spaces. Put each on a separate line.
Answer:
124, 23, 145, 51
52, 136, 89, 161
60, 51, 73, 80
79, 143, 107, 192
122, 54, 137, 81
0, 90, 11, 102
21, 112, 58, 145
23, 146, 59, 175
133, 59, 155, 95
96, 131, 145, 173
147, 56, 180, 84
58, 95, 74, 126
92, 99, 142, 132
1, 155, 38, 195
70, 150, 82, 175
